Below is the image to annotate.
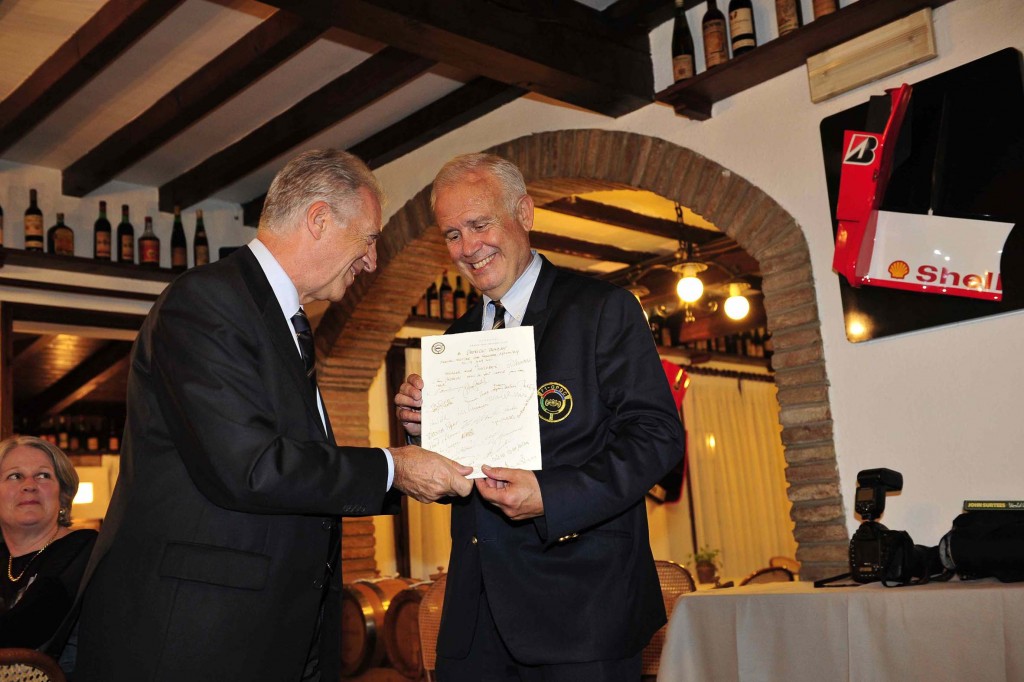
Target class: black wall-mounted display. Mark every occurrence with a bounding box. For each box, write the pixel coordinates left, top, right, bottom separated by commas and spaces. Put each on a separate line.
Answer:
820, 48, 1024, 342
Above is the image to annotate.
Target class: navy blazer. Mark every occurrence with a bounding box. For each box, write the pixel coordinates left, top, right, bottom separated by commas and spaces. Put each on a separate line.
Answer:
438, 257, 685, 665
71, 248, 389, 682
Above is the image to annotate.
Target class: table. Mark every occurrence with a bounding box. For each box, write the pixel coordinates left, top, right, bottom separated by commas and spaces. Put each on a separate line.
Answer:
657, 578, 1024, 681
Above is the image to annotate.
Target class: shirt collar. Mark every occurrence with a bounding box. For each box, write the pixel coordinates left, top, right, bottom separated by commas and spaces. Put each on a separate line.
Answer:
248, 237, 301, 319
483, 250, 542, 329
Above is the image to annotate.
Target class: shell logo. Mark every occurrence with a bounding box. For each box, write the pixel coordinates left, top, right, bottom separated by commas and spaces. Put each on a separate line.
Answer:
887, 260, 910, 279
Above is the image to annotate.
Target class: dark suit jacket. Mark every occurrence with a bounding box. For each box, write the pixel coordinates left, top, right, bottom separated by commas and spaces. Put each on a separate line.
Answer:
70, 248, 390, 682
438, 257, 685, 665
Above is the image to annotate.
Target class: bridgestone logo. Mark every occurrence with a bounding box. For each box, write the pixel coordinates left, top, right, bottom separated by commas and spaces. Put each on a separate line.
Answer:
844, 134, 878, 165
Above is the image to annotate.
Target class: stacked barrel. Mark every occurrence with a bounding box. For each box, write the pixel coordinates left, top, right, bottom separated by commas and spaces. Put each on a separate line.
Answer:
340, 572, 446, 681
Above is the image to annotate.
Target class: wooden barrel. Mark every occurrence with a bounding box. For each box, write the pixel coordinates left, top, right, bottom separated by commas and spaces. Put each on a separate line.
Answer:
381, 581, 434, 679
340, 577, 417, 676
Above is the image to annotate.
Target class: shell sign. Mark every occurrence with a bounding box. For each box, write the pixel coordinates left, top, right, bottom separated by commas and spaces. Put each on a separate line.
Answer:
833, 84, 1014, 302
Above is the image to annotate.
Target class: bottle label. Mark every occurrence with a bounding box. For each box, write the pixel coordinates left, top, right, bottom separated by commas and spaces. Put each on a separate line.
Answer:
25, 215, 44, 249
121, 234, 134, 262
455, 298, 468, 318
140, 241, 160, 265
195, 244, 210, 265
428, 300, 440, 318
54, 230, 74, 256
704, 20, 728, 67
95, 232, 111, 259
812, 0, 837, 18
776, 0, 800, 34
673, 54, 695, 81
172, 246, 187, 268
729, 9, 755, 49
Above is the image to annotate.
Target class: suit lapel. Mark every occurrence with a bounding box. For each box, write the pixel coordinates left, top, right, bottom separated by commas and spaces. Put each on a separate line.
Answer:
522, 256, 557, 352
236, 249, 328, 440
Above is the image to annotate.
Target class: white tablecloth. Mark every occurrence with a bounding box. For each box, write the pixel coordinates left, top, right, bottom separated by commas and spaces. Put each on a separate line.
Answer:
657, 578, 1024, 682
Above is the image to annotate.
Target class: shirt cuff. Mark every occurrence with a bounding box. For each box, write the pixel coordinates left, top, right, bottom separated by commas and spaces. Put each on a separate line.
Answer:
382, 448, 395, 491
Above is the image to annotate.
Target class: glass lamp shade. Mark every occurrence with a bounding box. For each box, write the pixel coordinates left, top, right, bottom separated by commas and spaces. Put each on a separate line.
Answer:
724, 293, 751, 320
676, 275, 704, 303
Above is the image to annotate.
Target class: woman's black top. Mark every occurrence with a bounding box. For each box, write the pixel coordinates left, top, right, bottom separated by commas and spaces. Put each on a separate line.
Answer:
0, 529, 98, 648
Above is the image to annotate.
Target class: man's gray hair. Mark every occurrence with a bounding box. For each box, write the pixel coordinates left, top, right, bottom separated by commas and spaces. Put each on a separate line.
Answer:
431, 153, 527, 219
259, 149, 384, 232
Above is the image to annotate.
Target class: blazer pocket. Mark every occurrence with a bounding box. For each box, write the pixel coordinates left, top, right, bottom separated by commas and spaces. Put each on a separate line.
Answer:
159, 541, 270, 591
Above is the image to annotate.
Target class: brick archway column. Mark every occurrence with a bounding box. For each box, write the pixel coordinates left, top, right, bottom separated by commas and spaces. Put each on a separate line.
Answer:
319, 130, 848, 582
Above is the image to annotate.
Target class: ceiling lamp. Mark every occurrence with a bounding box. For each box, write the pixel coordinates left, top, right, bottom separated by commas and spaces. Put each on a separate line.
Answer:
674, 262, 707, 303
724, 281, 751, 320
670, 202, 707, 304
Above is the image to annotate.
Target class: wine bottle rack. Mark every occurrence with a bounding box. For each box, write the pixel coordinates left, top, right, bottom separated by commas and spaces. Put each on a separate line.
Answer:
655, 0, 956, 120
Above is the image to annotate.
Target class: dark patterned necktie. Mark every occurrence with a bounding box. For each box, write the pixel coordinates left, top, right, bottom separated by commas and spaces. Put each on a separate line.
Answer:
491, 300, 506, 330
291, 308, 318, 393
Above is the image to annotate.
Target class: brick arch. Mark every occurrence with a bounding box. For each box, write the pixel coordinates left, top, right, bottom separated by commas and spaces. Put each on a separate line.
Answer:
320, 129, 848, 581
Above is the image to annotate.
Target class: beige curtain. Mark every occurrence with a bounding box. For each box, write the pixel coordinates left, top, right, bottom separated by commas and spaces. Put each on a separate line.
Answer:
403, 346, 454, 581
680, 374, 796, 580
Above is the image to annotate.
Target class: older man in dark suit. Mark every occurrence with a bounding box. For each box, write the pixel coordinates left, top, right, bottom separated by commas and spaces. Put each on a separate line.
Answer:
71, 149, 473, 682
395, 154, 685, 681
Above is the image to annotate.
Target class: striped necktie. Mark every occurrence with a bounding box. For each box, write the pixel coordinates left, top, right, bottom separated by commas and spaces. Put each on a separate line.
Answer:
491, 300, 506, 330
290, 308, 318, 393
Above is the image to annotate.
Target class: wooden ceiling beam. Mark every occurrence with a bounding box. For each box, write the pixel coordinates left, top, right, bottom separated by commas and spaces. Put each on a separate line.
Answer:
241, 77, 525, 226
0, 0, 185, 154
265, 0, 652, 117
158, 47, 434, 212
530, 232, 656, 265
24, 341, 133, 417
542, 197, 720, 244
63, 10, 321, 197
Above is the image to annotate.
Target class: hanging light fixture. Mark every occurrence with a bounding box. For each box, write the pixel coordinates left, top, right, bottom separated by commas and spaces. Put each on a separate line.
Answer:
723, 281, 751, 320
670, 203, 707, 304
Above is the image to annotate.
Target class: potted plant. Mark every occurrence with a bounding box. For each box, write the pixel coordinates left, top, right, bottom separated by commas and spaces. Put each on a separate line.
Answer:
691, 546, 720, 584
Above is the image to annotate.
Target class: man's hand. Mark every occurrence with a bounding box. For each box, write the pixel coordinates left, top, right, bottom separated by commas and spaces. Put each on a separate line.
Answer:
475, 465, 544, 520
391, 444, 472, 503
394, 373, 424, 437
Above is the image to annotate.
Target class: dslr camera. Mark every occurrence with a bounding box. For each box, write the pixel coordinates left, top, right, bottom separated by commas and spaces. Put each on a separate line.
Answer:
849, 468, 939, 584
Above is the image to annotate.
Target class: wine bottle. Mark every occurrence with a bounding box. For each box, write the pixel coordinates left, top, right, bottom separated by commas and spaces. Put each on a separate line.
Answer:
86, 417, 100, 452
671, 0, 696, 82
440, 270, 455, 320
94, 201, 112, 260
0, 198, 4, 247
775, 0, 803, 36
170, 206, 187, 271
117, 204, 135, 264
139, 216, 160, 267
728, 0, 757, 56
454, 275, 468, 318
47, 212, 75, 256
427, 281, 440, 318
57, 415, 70, 451
24, 189, 44, 252
467, 286, 480, 310
193, 209, 209, 266
702, 0, 729, 69
108, 418, 121, 453
812, 0, 837, 19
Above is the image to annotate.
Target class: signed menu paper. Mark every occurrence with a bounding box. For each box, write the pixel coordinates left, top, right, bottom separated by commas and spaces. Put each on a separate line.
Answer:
421, 327, 542, 478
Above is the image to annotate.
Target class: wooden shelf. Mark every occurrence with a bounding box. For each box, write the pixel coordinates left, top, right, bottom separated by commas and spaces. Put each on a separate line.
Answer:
654, 0, 956, 120
0, 247, 178, 283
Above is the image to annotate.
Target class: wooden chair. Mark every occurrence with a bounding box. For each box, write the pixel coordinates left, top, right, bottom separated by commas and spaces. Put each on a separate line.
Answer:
641, 560, 697, 679
740, 566, 795, 586
416, 573, 447, 682
769, 555, 801, 575
0, 648, 67, 682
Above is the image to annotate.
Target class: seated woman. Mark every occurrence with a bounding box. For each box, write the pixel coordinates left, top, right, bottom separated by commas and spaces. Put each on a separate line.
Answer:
0, 435, 98, 649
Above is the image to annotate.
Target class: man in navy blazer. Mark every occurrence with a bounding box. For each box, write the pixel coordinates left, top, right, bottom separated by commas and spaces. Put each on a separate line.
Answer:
395, 153, 685, 680
70, 150, 472, 682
